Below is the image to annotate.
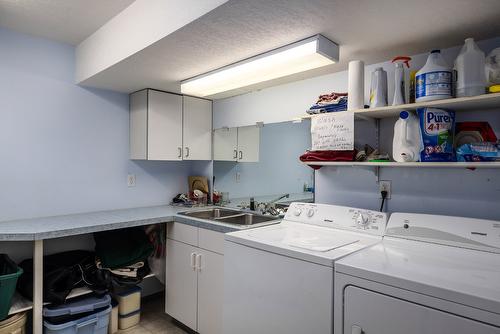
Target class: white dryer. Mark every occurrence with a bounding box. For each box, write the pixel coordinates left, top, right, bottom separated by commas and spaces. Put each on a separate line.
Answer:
334, 212, 500, 334
223, 202, 388, 334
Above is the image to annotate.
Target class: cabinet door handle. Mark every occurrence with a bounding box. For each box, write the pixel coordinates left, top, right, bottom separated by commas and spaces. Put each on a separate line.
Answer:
178, 147, 182, 158
233, 149, 238, 159
185, 147, 190, 158
239, 151, 243, 160
196, 254, 202, 272
190, 253, 196, 271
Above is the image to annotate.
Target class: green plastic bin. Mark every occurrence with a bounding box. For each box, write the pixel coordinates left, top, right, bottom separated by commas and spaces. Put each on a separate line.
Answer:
0, 254, 23, 321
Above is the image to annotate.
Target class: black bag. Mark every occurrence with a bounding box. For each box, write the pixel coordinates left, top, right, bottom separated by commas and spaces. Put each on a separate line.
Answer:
17, 250, 110, 305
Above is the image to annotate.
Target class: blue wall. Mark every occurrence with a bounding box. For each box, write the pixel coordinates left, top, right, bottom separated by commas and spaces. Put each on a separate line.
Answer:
213, 121, 313, 199
0, 28, 201, 221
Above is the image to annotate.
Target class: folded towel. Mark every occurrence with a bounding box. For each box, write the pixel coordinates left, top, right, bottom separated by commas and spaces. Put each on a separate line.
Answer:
299, 150, 357, 169
307, 94, 348, 114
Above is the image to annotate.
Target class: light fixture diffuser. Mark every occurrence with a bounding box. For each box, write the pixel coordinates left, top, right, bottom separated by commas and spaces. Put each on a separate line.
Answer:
181, 34, 339, 97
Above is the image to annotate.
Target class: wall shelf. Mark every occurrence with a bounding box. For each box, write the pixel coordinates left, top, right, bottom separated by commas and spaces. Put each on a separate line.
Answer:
301, 92, 500, 119
8, 273, 155, 316
302, 161, 500, 169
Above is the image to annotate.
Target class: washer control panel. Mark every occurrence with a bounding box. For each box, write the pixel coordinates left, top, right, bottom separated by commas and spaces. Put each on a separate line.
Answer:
284, 202, 388, 236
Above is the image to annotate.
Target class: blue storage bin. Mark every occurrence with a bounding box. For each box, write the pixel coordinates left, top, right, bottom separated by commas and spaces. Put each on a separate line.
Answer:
43, 295, 111, 322
43, 305, 111, 334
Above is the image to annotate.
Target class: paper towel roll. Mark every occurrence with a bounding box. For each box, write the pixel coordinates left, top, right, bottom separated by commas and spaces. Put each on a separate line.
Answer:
348, 60, 365, 110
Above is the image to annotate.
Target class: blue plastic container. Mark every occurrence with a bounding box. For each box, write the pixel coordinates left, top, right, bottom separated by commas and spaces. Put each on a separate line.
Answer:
43, 305, 111, 334
43, 295, 112, 334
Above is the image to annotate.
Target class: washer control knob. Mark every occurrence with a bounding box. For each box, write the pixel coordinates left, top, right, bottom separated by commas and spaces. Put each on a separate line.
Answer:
294, 208, 302, 216
306, 208, 315, 218
356, 213, 369, 227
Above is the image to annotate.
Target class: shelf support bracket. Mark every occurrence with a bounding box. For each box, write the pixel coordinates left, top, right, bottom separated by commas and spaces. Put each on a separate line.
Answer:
374, 166, 380, 182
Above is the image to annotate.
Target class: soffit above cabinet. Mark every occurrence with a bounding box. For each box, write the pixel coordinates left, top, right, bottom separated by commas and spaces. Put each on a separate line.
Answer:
76, 0, 500, 99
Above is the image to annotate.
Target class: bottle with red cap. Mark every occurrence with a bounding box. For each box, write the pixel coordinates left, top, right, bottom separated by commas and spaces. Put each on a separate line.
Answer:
392, 56, 412, 105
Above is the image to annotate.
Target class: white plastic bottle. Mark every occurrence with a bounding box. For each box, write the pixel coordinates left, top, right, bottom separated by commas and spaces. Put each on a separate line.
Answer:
369, 67, 388, 108
391, 56, 411, 106
416, 50, 452, 102
393, 63, 405, 105
392, 111, 422, 162
454, 38, 486, 97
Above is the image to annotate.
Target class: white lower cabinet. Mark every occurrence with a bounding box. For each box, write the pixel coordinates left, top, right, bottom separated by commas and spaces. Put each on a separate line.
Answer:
166, 223, 224, 334
197, 249, 224, 334
166, 239, 198, 330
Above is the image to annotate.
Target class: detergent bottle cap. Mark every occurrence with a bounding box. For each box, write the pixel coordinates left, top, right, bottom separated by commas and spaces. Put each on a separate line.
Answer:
399, 111, 409, 119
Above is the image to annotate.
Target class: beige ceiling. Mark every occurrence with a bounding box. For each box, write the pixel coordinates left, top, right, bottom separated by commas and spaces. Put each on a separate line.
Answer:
79, 0, 500, 99
0, 0, 135, 45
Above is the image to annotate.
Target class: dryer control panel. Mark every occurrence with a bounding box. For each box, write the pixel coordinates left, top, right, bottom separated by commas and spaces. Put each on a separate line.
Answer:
284, 202, 388, 236
387, 213, 500, 254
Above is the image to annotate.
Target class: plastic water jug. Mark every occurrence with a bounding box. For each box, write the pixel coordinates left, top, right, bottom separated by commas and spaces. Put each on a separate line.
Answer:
455, 38, 486, 97
416, 50, 452, 102
392, 111, 422, 162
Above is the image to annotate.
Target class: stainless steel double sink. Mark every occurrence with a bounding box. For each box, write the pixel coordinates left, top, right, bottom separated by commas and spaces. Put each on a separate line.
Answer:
179, 208, 280, 226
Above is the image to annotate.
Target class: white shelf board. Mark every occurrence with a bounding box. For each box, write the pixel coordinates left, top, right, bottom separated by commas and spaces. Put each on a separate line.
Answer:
301, 93, 500, 119
303, 161, 500, 168
8, 273, 155, 316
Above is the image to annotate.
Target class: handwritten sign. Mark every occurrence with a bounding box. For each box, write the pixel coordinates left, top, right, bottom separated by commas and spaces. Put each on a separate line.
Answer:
311, 112, 354, 151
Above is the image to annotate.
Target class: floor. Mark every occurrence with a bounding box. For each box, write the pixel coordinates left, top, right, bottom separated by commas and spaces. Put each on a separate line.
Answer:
120, 294, 188, 334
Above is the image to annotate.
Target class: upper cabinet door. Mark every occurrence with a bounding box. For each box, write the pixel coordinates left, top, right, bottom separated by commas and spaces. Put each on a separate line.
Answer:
183, 96, 212, 161
148, 90, 183, 161
213, 128, 238, 161
237, 126, 260, 162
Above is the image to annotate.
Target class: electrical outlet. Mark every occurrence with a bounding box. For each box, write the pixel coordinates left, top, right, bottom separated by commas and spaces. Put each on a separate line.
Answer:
379, 180, 391, 199
127, 174, 136, 187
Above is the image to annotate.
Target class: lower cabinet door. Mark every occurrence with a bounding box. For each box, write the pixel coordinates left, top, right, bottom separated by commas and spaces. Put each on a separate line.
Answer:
344, 286, 500, 334
166, 239, 198, 330
197, 249, 224, 334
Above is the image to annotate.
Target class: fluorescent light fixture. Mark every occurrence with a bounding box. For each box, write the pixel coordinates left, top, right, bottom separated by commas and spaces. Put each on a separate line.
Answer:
181, 34, 339, 97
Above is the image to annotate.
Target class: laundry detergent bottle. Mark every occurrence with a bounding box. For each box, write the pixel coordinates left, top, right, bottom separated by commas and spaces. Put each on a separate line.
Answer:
416, 50, 452, 102
454, 38, 487, 97
392, 111, 422, 162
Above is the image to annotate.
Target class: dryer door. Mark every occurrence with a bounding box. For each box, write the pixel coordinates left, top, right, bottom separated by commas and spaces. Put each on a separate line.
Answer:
343, 286, 500, 334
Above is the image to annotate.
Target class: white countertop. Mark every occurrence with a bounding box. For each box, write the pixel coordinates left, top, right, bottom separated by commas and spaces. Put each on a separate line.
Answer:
0, 205, 265, 241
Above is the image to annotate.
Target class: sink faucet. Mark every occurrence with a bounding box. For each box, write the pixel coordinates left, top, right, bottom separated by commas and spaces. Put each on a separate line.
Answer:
259, 194, 290, 216
268, 194, 290, 204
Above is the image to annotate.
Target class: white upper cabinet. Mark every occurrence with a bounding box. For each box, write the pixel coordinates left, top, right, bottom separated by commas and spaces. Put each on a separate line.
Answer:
213, 126, 260, 162
236, 125, 260, 162
213, 127, 237, 161
129, 89, 212, 161
183, 96, 212, 160
148, 90, 183, 160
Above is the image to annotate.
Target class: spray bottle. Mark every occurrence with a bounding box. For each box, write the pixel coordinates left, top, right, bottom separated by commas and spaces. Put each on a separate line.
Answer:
391, 56, 411, 106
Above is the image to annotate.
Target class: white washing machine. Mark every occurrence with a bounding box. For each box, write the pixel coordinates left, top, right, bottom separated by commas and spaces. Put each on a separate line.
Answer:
223, 202, 388, 334
334, 212, 500, 334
